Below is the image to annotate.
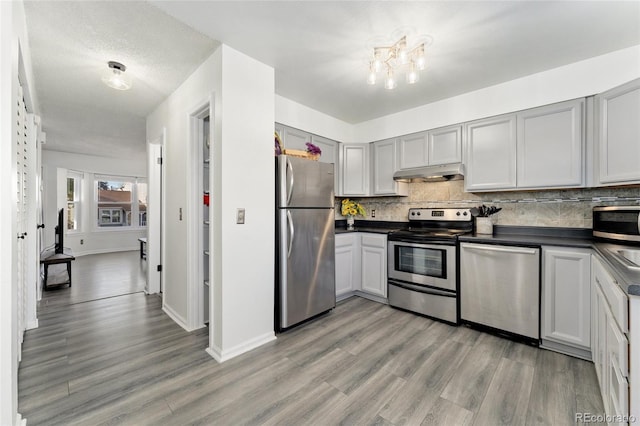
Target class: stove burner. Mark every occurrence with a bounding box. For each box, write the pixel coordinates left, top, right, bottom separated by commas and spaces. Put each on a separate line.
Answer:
388, 208, 474, 244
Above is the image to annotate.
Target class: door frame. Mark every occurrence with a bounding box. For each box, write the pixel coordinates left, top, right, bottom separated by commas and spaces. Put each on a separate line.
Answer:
146, 129, 165, 296
187, 95, 213, 330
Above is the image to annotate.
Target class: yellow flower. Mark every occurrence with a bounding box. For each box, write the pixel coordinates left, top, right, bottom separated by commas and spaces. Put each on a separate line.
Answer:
340, 198, 365, 218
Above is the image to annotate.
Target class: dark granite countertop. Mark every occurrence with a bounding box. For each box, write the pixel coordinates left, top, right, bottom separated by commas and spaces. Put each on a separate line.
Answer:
334, 220, 407, 235
336, 223, 640, 296
592, 242, 640, 297
459, 225, 593, 249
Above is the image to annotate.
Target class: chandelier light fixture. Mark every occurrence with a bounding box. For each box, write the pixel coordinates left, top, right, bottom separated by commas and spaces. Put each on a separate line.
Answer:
367, 34, 432, 89
102, 61, 132, 91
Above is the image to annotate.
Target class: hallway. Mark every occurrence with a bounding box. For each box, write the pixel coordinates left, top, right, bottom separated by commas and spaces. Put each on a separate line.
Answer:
38, 251, 147, 312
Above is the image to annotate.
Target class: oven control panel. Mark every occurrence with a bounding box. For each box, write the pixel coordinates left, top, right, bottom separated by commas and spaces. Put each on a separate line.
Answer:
408, 208, 472, 221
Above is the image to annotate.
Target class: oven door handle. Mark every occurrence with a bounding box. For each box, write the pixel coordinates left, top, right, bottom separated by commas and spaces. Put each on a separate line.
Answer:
388, 279, 456, 297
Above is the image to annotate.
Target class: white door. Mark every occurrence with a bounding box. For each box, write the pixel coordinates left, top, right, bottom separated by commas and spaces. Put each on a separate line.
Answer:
15, 85, 29, 354
147, 139, 164, 295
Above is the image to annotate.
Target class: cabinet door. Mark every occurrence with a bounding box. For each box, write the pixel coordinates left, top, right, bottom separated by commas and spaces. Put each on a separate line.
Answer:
335, 234, 359, 297
596, 285, 610, 413
372, 139, 407, 196
596, 78, 640, 185
428, 124, 462, 165
360, 233, 387, 298
542, 247, 591, 350
464, 115, 517, 191
311, 135, 338, 166
312, 135, 340, 193
517, 99, 584, 189
398, 132, 428, 170
342, 144, 369, 196
282, 126, 311, 151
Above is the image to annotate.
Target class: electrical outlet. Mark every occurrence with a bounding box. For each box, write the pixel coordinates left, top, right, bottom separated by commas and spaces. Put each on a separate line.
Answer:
179, 208, 183, 221
80, 239, 84, 245
371, 209, 376, 218
237, 208, 245, 224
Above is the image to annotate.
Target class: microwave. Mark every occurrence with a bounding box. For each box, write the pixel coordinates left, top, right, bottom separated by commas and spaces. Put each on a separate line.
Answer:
593, 206, 640, 243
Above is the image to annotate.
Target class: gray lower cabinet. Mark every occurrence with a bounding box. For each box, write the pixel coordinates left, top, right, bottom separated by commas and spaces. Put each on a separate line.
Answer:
334, 232, 387, 300
360, 233, 387, 298
335, 233, 360, 300
595, 78, 640, 186
541, 246, 591, 359
592, 254, 630, 422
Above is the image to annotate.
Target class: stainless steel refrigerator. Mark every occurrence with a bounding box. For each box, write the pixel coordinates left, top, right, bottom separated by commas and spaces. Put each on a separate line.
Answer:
276, 155, 335, 330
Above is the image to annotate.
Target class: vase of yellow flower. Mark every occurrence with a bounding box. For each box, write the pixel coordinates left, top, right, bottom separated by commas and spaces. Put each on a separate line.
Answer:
341, 198, 366, 230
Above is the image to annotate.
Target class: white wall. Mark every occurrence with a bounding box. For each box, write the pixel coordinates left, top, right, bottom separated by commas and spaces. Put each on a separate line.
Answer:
147, 44, 276, 360
1, 0, 36, 424
41, 150, 146, 256
354, 45, 640, 142
275, 95, 354, 143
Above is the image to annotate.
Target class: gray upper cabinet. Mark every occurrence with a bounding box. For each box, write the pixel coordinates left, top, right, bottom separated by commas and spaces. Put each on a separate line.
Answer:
465, 99, 585, 192
429, 124, 462, 165
341, 144, 370, 196
517, 99, 584, 189
595, 78, 640, 185
372, 139, 408, 196
465, 114, 517, 191
282, 126, 310, 151
276, 123, 340, 192
399, 132, 428, 169
399, 124, 462, 170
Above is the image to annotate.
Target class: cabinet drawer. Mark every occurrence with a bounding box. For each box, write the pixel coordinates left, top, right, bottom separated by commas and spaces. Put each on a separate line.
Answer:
609, 356, 629, 421
594, 257, 629, 332
361, 234, 386, 248
607, 313, 629, 377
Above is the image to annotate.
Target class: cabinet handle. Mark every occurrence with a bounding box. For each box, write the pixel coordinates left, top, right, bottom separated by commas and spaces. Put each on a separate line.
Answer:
286, 159, 294, 206
286, 210, 294, 258
462, 244, 537, 255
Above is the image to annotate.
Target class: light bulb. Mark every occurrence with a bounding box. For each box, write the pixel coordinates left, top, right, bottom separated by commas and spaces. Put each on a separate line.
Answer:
406, 65, 419, 84
384, 70, 396, 90
101, 61, 132, 91
367, 70, 377, 85
398, 48, 409, 65
415, 45, 427, 70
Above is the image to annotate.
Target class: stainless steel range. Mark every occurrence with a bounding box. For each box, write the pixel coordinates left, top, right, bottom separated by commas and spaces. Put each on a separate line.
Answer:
387, 208, 473, 324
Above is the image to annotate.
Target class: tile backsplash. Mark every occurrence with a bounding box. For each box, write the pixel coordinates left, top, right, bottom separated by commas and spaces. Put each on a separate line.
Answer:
337, 181, 640, 229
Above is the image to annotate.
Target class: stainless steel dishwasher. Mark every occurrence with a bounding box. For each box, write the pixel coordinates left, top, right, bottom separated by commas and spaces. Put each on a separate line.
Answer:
460, 242, 540, 340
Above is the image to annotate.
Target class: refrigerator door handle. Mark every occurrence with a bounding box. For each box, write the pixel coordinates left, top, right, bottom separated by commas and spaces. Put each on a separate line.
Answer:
286, 158, 294, 206
287, 210, 294, 258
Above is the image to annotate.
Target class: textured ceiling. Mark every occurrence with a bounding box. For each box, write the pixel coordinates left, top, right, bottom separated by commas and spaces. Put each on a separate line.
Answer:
154, 1, 640, 124
24, 1, 218, 160
24, 1, 640, 160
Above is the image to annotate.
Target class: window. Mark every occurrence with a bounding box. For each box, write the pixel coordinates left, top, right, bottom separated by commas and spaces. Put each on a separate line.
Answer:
67, 172, 82, 231
138, 181, 148, 227
95, 176, 146, 228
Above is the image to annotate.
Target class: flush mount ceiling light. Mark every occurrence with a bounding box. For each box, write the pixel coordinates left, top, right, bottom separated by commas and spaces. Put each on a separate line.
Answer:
102, 61, 132, 91
367, 34, 433, 89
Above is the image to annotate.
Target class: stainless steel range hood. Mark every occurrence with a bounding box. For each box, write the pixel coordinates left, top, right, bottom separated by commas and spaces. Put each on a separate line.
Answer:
393, 163, 465, 182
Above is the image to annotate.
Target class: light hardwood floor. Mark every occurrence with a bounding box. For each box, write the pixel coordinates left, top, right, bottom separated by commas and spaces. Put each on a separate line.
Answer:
20, 253, 604, 425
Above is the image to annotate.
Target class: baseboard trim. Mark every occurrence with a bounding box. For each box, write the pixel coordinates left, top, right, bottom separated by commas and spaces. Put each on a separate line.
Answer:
162, 303, 194, 332
206, 331, 276, 363
26, 319, 38, 330
354, 290, 388, 305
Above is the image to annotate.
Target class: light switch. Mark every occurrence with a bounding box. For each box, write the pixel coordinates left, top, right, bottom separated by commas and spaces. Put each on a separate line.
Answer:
237, 208, 245, 224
